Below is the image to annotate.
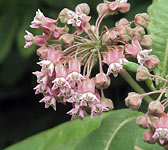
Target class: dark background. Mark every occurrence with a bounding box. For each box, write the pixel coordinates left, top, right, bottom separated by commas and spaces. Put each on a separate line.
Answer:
0, 0, 152, 149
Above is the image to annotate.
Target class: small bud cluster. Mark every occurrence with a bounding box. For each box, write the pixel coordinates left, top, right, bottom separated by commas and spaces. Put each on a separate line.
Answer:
125, 88, 168, 149
24, 1, 161, 121
139, 113, 168, 149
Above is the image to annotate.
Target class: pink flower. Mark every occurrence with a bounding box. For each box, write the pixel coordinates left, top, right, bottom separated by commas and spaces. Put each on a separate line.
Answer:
37, 60, 54, 77
66, 59, 85, 84
102, 48, 124, 77
40, 95, 56, 110
34, 83, 48, 94
67, 7, 91, 34
24, 30, 34, 48
67, 105, 88, 120
33, 71, 48, 84
47, 48, 63, 64
152, 115, 168, 145
34, 35, 47, 47
58, 87, 75, 103
67, 8, 86, 27
30, 9, 57, 31
125, 40, 152, 65
125, 40, 142, 57
91, 101, 109, 119
52, 62, 70, 90
108, 0, 128, 11
37, 47, 48, 59
145, 55, 160, 70
80, 78, 99, 103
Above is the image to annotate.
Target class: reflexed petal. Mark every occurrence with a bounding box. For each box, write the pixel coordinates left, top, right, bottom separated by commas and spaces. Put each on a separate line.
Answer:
67, 11, 75, 18
76, 20, 81, 27
67, 19, 75, 24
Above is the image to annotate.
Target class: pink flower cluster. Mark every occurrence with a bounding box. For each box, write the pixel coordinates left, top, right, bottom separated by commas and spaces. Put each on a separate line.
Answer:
137, 112, 168, 148
33, 49, 109, 120
24, 1, 159, 120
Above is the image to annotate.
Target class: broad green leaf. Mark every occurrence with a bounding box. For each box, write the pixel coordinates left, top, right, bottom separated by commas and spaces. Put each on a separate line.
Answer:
0, 14, 18, 64
75, 109, 162, 150
148, 0, 168, 77
5, 111, 112, 150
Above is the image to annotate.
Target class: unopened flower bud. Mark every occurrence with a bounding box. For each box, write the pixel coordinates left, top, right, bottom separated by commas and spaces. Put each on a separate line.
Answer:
136, 66, 150, 81
148, 116, 159, 131
136, 115, 149, 129
95, 73, 111, 89
59, 34, 74, 48
143, 130, 156, 144
76, 3, 90, 15
148, 101, 164, 116
135, 13, 150, 28
145, 55, 160, 70
37, 47, 48, 59
140, 35, 152, 49
118, 26, 132, 41
102, 97, 114, 110
132, 26, 145, 41
119, 3, 130, 13
125, 92, 142, 110
59, 8, 71, 24
115, 18, 129, 27
103, 30, 118, 46
97, 3, 109, 15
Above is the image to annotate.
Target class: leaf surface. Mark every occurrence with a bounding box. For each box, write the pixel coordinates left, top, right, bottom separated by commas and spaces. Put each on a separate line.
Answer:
75, 109, 163, 150
148, 0, 168, 77
5, 112, 112, 150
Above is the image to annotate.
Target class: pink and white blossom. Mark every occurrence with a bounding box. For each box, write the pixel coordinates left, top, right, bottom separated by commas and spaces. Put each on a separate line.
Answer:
24, 30, 34, 48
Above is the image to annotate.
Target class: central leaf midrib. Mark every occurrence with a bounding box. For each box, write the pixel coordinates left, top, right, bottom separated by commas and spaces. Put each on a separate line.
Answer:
162, 39, 168, 77
104, 116, 136, 150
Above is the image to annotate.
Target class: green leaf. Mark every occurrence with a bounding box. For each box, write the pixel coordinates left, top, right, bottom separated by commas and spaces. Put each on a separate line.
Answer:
5, 111, 112, 150
0, 14, 18, 64
75, 109, 162, 150
148, 0, 168, 77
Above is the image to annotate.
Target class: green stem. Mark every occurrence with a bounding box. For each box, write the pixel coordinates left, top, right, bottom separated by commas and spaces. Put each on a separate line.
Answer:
119, 71, 153, 103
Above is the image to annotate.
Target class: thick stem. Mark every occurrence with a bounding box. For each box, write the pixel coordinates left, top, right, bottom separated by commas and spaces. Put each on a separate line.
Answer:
119, 71, 153, 103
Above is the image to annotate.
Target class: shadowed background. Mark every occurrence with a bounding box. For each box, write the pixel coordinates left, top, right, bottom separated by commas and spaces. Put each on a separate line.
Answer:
0, 0, 152, 149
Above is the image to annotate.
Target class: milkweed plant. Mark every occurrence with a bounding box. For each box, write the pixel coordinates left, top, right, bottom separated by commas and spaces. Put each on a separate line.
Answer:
24, 0, 168, 149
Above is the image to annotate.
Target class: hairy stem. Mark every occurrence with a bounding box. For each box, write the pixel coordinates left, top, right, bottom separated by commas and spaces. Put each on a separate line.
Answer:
120, 71, 153, 103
